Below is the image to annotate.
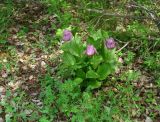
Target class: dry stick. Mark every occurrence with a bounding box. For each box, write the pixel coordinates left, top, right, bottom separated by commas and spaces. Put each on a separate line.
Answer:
78, 6, 160, 32
116, 42, 130, 53
128, 3, 160, 31
79, 8, 153, 19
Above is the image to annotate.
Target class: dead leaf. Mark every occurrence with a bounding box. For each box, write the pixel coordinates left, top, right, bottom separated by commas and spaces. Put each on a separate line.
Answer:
8, 81, 21, 91
0, 117, 4, 122
145, 117, 153, 122
1, 70, 8, 78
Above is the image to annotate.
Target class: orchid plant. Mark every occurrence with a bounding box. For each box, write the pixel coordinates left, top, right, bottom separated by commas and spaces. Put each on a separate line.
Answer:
59, 29, 118, 90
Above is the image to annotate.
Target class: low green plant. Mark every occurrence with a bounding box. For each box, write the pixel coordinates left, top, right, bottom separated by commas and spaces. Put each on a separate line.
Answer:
58, 29, 118, 90
38, 72, 142, 122
0, 89, 39, 121
124, 51, 135, 65
39, 74, 106, 122
0, 1, 14, 33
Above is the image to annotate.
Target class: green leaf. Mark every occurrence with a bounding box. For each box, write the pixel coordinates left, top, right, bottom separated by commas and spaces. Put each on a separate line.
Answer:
87, 81, 102, 90
102, 30, 109, 38
86, 70, 99, 78
6, 105, 13, 113
62, 78, 82, 92
70, 41, 82, 57
44, 86, 54, 104
97, 63, 111, 80
74, 78, 83, 85
0, 64, 3, 70
39, 116, 50, 122
72, 115, 85, 122
87, 29, 105, 49
90, 29, 102, 40
87, 37, 102, 49
62, 53, 76, 66
61, 41, 71, 52
61, 38, 84, 57
90, 55, 103, 69
0, 40, 7, 44
76, 69, 86, 79
103, 48, 116, 62
5, 114, 11, 122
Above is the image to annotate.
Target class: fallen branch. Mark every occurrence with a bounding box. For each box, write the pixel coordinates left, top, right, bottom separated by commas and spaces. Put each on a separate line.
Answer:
76, 4, 160, 32
79, 8, 152, 20
127, 2, 160, 31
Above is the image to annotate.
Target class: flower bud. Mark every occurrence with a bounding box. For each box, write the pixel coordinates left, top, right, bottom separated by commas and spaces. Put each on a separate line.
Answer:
63, 30, 72, 41
105, 38, 116, 49
85, 45, 97, 56
118, 57, 123, 63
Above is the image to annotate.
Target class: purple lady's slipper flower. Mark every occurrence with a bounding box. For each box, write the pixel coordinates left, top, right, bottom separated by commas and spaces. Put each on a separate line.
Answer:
105, 38, 116, 49
85, 45, 97, 56
63, 30, 72, 41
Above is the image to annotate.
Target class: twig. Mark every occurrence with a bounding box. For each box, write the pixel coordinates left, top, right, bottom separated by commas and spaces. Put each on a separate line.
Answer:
76, 4, 160, 32
78, 7, 153, 20
116, 42, 129, 53
127, 2, 160, 31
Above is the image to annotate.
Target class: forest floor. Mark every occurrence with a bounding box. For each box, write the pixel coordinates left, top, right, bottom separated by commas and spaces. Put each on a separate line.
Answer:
0, 1, 160, 122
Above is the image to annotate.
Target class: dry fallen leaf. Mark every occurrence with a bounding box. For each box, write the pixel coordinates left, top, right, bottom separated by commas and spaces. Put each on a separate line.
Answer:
1, 70, 8, 78
8, 81, 22, 91
41, 61, 46, 68
0, 86, 5, 94
145, 116, 153, 122
0, 117, 4, 122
